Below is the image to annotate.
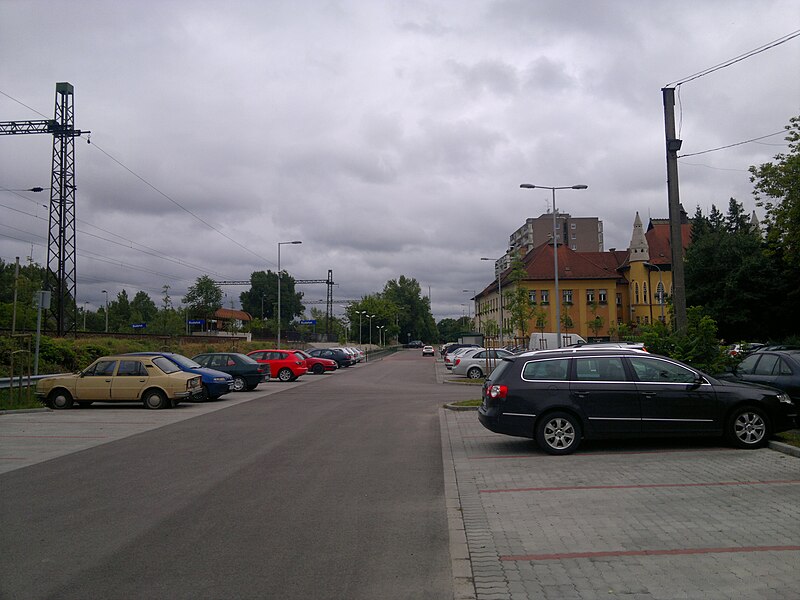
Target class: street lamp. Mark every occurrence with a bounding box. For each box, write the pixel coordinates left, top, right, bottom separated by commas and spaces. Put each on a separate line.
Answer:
367, 314, 376, 346
377, 325, 385, 346
520, 183, 588, 347
481, 257, 504, 346
463, 289, 476, 327
101, 289, 109, 333
645, 262, 666, 323
277, 240, 302, 349
357, 310, 367, 346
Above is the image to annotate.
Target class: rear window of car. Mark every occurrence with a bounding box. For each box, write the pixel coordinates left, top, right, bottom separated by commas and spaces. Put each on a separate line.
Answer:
152, 356, 180, 374
574, 357, 627, 381
522, 358, 570, 381
487, 359, 512, 382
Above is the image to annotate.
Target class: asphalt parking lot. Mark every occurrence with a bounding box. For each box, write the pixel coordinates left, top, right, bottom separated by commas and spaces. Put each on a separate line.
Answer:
438, 359, 800, 600
0, 377, 313, 475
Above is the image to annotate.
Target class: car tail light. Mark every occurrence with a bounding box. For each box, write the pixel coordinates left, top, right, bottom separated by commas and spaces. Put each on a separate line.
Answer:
454, 358, 461, 366
488, 384, 508, 399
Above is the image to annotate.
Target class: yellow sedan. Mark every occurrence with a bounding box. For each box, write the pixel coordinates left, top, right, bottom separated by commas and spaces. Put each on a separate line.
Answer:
35, 354, 203, 409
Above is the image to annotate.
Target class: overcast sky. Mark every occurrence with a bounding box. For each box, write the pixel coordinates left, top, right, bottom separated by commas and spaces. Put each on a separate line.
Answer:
2, 1, 798, 322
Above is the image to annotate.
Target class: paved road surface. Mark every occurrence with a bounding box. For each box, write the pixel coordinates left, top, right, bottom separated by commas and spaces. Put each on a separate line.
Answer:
0, 352, 475, 599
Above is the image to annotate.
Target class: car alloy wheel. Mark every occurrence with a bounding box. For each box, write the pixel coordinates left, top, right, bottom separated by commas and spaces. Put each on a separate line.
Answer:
536, 412, 581, 455
467, 367, 483, 379
232, 376, 246, 392
728, 406, 769, 448
278, 368, 294, 382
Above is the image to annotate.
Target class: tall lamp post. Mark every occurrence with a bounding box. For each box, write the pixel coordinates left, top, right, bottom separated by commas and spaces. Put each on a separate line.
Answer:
277, 240, 302, 348
463, 289, 476, 327
480, 257, 504, 346
101, 289, 109, 333
645, 262, 666, 323
520, 183, 587, 347
367, 314, 375, 346
377, 325, 385, 346
358, 310, 367, 346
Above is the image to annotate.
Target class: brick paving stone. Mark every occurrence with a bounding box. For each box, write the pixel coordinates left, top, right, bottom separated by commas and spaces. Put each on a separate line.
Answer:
442, 401, 800, 600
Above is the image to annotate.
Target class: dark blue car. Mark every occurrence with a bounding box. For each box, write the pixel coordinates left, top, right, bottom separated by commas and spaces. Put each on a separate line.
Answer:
125, 352, 234, 401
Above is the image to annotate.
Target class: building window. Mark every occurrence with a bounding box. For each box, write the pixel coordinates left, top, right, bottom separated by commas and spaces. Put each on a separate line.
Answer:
528, 290, 536, 304
643, 282, 649, 304
599, 289, 608, 304
616, 293, 622, 306
656, 282, 665, 303
571, 233, 576, 239
541, 290, 549, 304
563, 289, 573, 304
634, 283, 640, 304
571, 223, 576, 229
586, 289, 595, 303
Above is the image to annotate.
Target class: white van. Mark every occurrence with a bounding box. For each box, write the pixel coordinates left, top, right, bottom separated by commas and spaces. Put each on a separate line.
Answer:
528, 332, 587, 351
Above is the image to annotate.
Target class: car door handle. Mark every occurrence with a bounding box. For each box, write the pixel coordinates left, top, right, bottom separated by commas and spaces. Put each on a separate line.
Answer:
642, 391, 657, 398
572, 391, 588, 399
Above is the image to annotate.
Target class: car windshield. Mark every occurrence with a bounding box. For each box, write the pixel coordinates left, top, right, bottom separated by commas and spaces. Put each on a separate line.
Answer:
293, 350, 310, 358
166, 354, 201, 369
152, 356, 180, 374
487, 359, 512, 382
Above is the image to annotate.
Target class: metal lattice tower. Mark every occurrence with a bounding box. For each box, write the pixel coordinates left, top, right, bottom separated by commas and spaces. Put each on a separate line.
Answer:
47, 83, 78, 336
0, 82, 87, 336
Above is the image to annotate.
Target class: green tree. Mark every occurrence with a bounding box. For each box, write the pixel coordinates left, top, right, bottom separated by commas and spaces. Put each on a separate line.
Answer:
131, 291, 157, 325
749, 115, 800, 268
503, 255, 536, 342
183, 276, 223, 322
382, 276, 437, 343
109, 290, 131, 332
685, 200, 783, 341
240, 270, 304, 327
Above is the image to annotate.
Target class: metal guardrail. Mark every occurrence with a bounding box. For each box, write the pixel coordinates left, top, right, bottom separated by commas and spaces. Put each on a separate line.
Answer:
0, 374, 69, 390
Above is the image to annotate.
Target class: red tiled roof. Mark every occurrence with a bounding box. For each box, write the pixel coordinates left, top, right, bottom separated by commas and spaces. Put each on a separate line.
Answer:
645, 221, 691, 266
214, 308, 252, 321
519, 243, 625, 281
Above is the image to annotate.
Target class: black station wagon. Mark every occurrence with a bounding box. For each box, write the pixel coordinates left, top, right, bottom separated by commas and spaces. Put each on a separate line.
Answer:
478, 348, 796, 455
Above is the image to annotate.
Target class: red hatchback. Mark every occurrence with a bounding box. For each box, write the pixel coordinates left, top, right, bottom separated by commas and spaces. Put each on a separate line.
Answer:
246, 349, 308, 382
290, 350, 337, 374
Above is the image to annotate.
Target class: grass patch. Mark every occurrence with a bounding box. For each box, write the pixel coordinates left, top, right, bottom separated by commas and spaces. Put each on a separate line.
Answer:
450, 399, 482, 407
0, 386, 43, 411
775, 430, 800, 448
445, 379, 484, 385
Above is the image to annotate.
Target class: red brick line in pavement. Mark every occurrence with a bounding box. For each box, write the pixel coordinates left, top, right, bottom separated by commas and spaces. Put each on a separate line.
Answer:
470, 447, 733, 459
0, 435, 108, 439
481, 479, 800, 494
501, 546, 800, 562
4, 420, 157, 425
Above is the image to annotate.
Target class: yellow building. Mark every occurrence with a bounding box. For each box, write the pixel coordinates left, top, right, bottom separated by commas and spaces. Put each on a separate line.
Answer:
475, 211, 691, 343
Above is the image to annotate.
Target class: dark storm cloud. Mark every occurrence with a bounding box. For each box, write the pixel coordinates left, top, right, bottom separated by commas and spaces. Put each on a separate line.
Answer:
1, 0, 798, 316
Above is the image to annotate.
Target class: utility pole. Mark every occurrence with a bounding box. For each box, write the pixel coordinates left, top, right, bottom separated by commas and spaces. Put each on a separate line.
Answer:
662, 87, 687, 333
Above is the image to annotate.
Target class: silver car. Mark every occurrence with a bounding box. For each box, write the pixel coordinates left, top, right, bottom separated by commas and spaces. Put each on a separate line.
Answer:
452, 348, 514, 379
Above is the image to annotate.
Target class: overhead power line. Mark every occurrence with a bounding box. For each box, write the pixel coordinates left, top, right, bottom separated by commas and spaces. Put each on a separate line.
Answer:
678, 129, 788, 158
666, 29, 800, 87
88, 141, 275, 267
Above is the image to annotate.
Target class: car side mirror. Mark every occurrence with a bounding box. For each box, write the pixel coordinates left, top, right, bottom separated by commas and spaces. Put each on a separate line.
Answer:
690, 374, 704, 389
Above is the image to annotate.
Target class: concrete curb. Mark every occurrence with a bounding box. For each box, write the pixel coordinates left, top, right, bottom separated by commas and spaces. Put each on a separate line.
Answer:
444, 403, 479, 412
769, 439, 800, 458
0, 407, 51, 415
440, 408, 476, 600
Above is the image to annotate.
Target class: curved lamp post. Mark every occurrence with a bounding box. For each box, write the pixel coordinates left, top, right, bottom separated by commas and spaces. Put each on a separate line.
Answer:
519, 183, 588, 348
480, 257, 504, 346
277, 240, 302, 348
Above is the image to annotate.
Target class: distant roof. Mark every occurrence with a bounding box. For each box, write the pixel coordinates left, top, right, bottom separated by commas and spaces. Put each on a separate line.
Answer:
644, 219, 691, 266
214, 308, 252, 321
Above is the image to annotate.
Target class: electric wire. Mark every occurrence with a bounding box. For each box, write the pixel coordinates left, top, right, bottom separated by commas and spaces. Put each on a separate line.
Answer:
665, 29, 800, 87
678, 130, 788, 158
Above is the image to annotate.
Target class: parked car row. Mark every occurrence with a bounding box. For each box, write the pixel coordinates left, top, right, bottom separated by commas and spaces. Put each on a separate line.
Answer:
35, 346, 369, 410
